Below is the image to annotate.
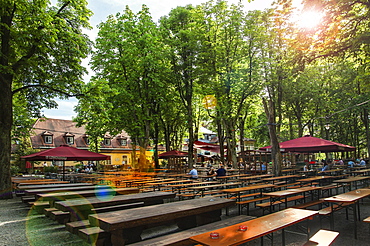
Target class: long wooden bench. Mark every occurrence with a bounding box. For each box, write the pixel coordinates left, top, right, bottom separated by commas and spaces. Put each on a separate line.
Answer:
91, 202, 144, 213
228, 192, 260, 200
318, 202, 354, 228
291, 199, 325, 209
302, 229, 339, 246
128, 215, 255, 246
256, 195, 304, 214
78, 226, 109, 246
236, 196, 269, 215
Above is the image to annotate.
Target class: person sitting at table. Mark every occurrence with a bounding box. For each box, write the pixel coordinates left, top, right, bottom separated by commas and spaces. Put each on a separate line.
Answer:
359, 159, 366, 166
216, 165, 227, 177
321, 163, 329, 172
261, 162, 267, 172
206, 166, 216, 180
303, 163, 309, 171
188, 167, 198, 179
348, 160, 355, 168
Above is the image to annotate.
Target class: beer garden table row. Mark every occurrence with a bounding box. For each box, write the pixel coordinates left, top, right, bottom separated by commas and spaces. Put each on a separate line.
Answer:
19, 170, 370, 245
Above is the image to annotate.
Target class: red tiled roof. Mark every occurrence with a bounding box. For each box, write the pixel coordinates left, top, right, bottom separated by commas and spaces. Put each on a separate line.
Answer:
31, 118, 132, 149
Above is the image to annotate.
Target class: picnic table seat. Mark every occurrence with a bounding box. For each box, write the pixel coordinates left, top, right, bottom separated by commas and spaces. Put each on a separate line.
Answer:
318, 202, 354, 228
237, 196, 270, 215
91, 202, 144, 213
363, 216, 370, 233
290, 199, 325, 209
256, 195, 304, 215
21, 195, 36, 204
31, 201, 50, 214
302, 229, 339, 246
127, 215, 255, 246
50, 210, 70, 224
66, 220, 91, 234
78, 226, 109, 246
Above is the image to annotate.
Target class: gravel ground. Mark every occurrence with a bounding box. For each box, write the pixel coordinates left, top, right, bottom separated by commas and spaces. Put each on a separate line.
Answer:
1, 190, 370, 246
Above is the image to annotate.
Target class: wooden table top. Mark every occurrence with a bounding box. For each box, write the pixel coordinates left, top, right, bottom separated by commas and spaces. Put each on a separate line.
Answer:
17, 182, 93, 190
188, 182, 241, 191
333, 176, 370, 183
54, 191, 176, 212
15, 181, 70, 186
37, 187, 140, 201
239, 175, 273, 181
351, 169, 370, 174
222, 184, 276, 194
324, 189, 370, 203
25, 185, 99, 195
12, 179, 59, 184
262, 175, 300, 181
89, 197, 235, 232
297, 176, 333, 182
263, 186, 321, 197
190, 208, 318, 246
167, 181, 218, 188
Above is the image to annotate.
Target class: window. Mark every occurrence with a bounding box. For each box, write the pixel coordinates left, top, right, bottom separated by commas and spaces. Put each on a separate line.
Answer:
122, 156, 128, 165
66, 136, 74, 145
85, 137, 90, 145
104, 138, 111, 145
120, 138, 127, 146
44, 135, 53, 144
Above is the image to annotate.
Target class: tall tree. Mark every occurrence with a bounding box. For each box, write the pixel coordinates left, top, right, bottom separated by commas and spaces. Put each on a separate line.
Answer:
197, 1, 262, 167
159, 5, 202, 168
85, 5, 171, 171
0, 0, 91, 199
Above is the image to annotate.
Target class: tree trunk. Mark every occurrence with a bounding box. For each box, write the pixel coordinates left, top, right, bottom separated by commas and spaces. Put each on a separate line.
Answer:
262, 98, 282, 176
0, 73, 13, 199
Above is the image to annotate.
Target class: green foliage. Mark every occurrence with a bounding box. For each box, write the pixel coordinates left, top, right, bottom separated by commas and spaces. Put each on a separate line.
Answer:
44, 166, 58, 173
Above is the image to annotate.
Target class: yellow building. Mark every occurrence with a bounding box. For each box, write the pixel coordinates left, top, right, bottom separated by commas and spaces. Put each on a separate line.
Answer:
30, 118, 159, 170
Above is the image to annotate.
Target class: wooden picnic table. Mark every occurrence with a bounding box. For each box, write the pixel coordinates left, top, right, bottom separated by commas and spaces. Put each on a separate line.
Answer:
89, 197, 235, 245
167, 181, 219, 194
324, 188, 370, 239
332, 176, 370, 192
262, 175, 300, 184
12, 178, 59, 186
350, 168, 370, 176
24, 184, 100, 196
238, 174, 273, 185
15, 180, 70, 186
148, 179, 194, 191
317, 168, 344, 176
18, 182, 93, 190
222, 184, 276, 215
189, 182, 241, 197
297, 176, 333, 186
54, 191, 176, 221
37, 187, 140, 205
262, 186, 321, 212
190, 208, 318, 246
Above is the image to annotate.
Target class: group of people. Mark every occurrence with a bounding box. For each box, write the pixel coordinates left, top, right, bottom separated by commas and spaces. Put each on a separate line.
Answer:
304, 158, 368, 172
188, 165, 227, 179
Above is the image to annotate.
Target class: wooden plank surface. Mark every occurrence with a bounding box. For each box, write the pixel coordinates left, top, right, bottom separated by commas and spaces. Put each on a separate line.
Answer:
89, 197, 235, 232
190, 208, 318, 246
54, 191, 176, 212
